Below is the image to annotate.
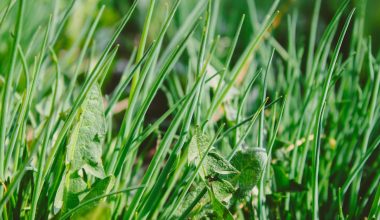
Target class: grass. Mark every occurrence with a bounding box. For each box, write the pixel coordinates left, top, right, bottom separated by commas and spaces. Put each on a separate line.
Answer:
0, 0, 379, 219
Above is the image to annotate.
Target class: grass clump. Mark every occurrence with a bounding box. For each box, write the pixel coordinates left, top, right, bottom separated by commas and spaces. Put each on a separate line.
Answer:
0, 0, 379, 219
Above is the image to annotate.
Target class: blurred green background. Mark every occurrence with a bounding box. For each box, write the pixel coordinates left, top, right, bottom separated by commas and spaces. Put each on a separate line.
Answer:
1, 0, 378, 131
87, 0, 380, 57
1, 0, 379, 76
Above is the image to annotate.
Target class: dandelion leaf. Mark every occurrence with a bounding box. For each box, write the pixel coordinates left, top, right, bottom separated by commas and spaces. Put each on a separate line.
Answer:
60, 83, 107, 212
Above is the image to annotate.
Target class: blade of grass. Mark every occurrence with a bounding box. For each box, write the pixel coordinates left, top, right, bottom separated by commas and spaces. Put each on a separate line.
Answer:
207, 14, 245, 120
105, 44, 154, 117
138, 35, 219, 218
30, 47, 60, 220
341, 135, 380, 194
112, 8, 196, 176
312, 9, 355, 219
122, 37, 204, 218
349, 38, 380, 212
129, 0, 156, 96
64, 5, 105, 106
111, 0, 184, 176
0, 0, 24, 180
3, 15, 52, 177
208, 6, 278, 119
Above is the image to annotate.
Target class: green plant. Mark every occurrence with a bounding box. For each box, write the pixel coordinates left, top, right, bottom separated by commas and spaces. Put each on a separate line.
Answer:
0, 0, 378, 219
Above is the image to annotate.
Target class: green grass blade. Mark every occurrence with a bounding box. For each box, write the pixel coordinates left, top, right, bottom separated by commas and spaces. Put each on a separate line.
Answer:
0, 0, 24, 179
312, 9, 355, 220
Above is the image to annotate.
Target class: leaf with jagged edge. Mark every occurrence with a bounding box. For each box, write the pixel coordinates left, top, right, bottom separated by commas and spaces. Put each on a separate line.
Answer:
58, 83, 107, 213
66, 83, 106, 178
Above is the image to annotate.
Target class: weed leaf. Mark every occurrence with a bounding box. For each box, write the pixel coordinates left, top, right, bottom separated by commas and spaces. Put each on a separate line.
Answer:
206, 150, 239, 177
210, 178, 235, 204
230, 147, 267, 192
66, 83, 106, 177
59, 83, 107, 212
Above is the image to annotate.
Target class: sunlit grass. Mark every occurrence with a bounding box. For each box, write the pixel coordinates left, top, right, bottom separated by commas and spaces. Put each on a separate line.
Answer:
0, 0, 378, 219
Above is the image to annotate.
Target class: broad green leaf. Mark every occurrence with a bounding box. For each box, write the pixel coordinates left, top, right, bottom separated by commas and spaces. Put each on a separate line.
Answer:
210, 178, 235, 204
66, 83, 106, 178
230, 147, 267, 192
205, 150, 239, 177
60, 83, 107, 212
